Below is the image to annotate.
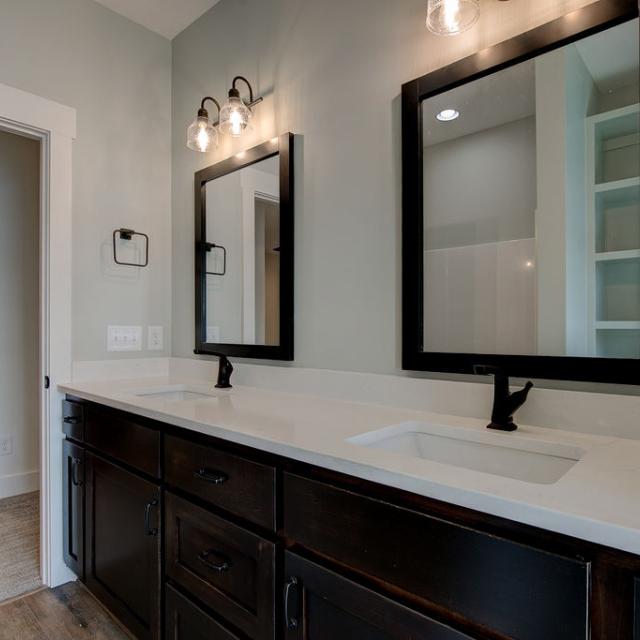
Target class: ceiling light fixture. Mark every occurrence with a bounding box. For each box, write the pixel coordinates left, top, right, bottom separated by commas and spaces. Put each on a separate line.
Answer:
436, 108, 460, 121
426, 0, 480, 36
187, 97, 220, 153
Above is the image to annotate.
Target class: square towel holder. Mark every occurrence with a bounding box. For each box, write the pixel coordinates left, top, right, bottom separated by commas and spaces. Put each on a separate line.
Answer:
112, 228, 149, 267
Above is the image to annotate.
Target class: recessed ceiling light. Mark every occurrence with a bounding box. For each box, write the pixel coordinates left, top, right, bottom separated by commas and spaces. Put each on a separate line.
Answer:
436, 108, 459, 122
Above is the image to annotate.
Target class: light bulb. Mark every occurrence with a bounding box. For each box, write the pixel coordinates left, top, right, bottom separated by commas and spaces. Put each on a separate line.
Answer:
187, 115, 217, 152
426, 0, 479, 36
219, 95, 252, 138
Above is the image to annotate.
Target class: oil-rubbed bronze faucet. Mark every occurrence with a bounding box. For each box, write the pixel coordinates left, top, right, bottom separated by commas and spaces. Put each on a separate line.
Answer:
214, 354, 233, 389
474, 365, 533, 432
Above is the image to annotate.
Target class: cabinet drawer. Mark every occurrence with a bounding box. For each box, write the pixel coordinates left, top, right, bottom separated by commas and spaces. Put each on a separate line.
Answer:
165, 435, 276, 530
284, 552, 474, 640
165, 492, 276, 640
284, 474, 589, 640
85, 405, 160, 478
62, 399, 84, 442
165, 585, 241, 640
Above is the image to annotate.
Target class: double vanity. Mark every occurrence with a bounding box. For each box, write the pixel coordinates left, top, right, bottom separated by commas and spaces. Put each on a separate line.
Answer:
59, 376, 640, 640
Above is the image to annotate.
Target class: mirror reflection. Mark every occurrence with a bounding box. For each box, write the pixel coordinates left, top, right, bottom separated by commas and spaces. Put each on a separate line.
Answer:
205, 155, 280, 346
421, 18, 640, 359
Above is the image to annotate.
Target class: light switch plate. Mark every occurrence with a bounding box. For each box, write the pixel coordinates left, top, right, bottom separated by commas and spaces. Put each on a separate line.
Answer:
107, 325, 142, 351
147, 326, 163, 351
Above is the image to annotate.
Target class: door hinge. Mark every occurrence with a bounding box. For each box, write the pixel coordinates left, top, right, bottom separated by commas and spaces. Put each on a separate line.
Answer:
44, 376, 50, 389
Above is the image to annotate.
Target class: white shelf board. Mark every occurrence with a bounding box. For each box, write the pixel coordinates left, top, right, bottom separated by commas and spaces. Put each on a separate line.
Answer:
595, 321, 640, 330
587, 102, 640, 126
593, 176, 640, 194
595, 249, 640, 262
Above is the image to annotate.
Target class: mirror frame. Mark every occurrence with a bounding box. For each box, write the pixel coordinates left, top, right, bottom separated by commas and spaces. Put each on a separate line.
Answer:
402, 0, 640, 385
194, 133, 294, 360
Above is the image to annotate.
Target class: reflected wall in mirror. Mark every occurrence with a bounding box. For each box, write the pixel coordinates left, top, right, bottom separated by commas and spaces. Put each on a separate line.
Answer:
195, 134, 294, 360
403, 1, 640, 384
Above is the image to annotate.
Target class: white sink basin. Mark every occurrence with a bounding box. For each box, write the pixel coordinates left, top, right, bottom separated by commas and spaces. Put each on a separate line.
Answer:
129, 384, 219, 402
348, 421, 585, 484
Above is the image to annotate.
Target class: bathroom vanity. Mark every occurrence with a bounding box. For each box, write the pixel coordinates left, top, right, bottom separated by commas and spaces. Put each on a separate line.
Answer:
59, 379, 640, 640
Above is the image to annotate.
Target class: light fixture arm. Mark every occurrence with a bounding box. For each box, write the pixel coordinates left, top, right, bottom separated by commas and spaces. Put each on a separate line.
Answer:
199, 96, 222, 124
230, 76, 263, 108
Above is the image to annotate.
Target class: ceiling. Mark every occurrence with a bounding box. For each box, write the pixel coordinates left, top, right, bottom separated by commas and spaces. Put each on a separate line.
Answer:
93, 0, 223, 39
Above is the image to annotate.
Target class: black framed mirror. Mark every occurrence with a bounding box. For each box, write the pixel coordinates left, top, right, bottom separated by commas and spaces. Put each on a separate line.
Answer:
195, 133, 294, 360
402, 0, 640, 385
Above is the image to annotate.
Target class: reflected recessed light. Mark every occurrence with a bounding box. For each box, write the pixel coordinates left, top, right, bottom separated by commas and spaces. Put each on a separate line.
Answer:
436, 109, 459, 122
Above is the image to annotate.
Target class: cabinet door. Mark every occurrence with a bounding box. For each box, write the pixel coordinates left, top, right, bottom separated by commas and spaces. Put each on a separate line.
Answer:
283, 553, 474, 640
62, 439, 84, 579
635, 577, 640, 640
165, 585, 241, 640
85, 452, 161, 640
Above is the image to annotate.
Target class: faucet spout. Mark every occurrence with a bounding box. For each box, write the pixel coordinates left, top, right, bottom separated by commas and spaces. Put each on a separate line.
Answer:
213, 354, 233, 389
474, 365, 533, 432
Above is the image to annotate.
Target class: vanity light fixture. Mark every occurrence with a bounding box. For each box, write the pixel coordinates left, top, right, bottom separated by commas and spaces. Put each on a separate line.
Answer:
187, 97, 220, 152
426, 0, 480, 36
436, 108, 460, 121
219, 76, 263, 138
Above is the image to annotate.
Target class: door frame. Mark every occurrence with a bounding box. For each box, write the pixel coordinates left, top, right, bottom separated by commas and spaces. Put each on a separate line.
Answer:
0, 81, 76, 587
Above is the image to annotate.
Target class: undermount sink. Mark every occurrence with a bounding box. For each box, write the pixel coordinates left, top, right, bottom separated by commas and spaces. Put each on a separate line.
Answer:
130, 384, 219, 402
348, 421, 585, 484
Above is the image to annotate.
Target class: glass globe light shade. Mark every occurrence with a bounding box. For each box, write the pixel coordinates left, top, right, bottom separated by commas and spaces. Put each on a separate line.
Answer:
187, 115, 218, 152
219, 95, 252, 137
426, 0, 479, 36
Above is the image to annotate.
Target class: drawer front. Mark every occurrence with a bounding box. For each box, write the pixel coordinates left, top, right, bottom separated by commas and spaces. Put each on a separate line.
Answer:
165, 585, 241, 640
165, 492, 276, 640
85, 405, 160, 478
284, 552, 474, 640
165, 435, 276, 530
62, 399, 85, 442
284, 474, 589, 640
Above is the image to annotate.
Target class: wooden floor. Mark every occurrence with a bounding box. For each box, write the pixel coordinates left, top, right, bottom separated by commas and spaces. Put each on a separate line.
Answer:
0, 581, 131, 640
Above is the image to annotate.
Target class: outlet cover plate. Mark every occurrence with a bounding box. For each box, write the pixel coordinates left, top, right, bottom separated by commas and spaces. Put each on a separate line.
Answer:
0, 436, 12, 456
147, 326, 163, 351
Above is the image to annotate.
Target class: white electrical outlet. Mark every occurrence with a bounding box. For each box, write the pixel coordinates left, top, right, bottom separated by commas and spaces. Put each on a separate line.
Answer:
147, 326, 163, 351
107, 325, 142, 352
0, 436, 12, 456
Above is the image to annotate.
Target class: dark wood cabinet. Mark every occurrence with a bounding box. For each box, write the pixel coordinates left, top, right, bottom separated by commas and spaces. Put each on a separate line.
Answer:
283, 552, 474, 640
64, 397, 640, 640
85, 452, 161, 640
635, 577, 640, 640
165, 585, 241, 640
62, 439, 84, 579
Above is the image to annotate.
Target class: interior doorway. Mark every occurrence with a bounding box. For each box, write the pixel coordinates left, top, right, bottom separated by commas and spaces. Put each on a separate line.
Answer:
0, 128, 42, 602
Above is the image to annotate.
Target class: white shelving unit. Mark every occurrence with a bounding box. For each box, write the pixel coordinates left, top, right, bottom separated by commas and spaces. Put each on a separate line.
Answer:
586, 103, 640, 358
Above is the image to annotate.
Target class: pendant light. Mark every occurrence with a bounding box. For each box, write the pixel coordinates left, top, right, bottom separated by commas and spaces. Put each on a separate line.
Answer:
219, 76, 263, 138
426, 0, 480, 36
186, 97, 220, 153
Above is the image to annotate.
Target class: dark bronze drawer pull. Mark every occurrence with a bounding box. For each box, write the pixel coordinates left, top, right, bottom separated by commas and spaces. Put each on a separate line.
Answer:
194, 468, 228, 485
63, 415, 82, 424
198, 549, 231, 572
71, 458, 83, 487
284, 576, 299, 630
144, 499, 159, 536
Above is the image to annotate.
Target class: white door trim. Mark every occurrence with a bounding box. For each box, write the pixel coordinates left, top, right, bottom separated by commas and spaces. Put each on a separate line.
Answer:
0, 81, 76, 588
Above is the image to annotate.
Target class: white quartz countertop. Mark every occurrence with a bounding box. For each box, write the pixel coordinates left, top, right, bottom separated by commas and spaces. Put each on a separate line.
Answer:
58, 376, 640, 556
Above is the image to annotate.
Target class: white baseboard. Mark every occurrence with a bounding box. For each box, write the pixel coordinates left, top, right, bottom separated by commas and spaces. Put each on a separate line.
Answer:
0, 470, 39, 499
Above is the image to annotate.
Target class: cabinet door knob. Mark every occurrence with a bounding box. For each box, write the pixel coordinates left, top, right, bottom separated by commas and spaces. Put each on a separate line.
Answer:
63, 416, 81, 425
193, 468, 228, 485
197, 549, 231, 572
284, 576, 300, 630
144, 499, 158, 536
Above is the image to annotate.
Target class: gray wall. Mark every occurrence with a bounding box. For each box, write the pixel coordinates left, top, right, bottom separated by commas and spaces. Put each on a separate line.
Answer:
172, 0, 599, 376
0, 0, 172, 360
0, 131, 40, 496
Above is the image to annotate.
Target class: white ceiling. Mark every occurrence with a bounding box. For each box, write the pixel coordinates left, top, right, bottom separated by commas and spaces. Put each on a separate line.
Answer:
93, 0, 223, 39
